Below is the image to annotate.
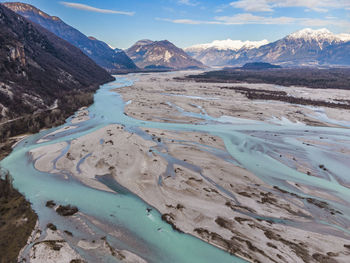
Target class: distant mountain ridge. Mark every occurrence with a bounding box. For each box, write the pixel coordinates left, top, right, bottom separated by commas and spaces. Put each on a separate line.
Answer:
185, 39, 269, 66
287, 28, 350, 43
126, 39, 206, 70
186, 28, 350, 67
4, 2, 138, 72
186, 39, 269, 52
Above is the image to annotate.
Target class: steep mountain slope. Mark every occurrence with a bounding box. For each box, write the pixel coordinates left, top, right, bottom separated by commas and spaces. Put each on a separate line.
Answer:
185, 39, 269, 66
321, 41, 350, 65
186, 29, 350, 67
0, 4, 113, 124
4, 2, 137, 72
126, 40, 206, 70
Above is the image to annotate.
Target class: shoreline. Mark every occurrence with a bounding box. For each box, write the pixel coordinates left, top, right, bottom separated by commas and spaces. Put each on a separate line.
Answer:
0, 78, 114, 262
6, 104, 161, 263
0, 138, 38, 263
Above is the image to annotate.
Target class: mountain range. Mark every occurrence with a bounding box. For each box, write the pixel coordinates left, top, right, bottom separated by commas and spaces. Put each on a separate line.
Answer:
3, 2, 138, 72
0, 3, 113, 125
2, 2, 350, 75
185, 39, 269, 67
5, 2, 205, 72
185, 28, 350, 67
126, 39, 206, 70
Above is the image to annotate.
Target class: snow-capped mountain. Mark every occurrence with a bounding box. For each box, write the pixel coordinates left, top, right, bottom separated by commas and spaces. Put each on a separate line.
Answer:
185, 39, 269, 52
126, 40, 206, 70
239, 28, 350, 66
186, 28, 350, 67
287, 28, 350, 43
185, 39, 269, 66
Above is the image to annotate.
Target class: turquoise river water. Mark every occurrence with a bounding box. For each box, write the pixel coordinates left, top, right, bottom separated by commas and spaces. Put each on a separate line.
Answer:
1, 75, 350, 262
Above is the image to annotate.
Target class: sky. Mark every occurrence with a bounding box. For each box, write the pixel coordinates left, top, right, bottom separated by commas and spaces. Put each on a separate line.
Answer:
1, 0, 350, 49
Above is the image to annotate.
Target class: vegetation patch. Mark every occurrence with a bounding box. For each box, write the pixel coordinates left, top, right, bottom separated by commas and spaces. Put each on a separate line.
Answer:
64, 230, 73, 236
184, 68, 350, 90
161, 213, 183, 233
41, 240, 65, 251
0, 91, 96, 143
264, 230, 310, 262
181, 68, 350, 110
46, 200, 56, 208
70, 260, 86, 263
56, 205, 79, 216
312, 253, 337, 263
273, 185, 341, 215
47, 223, 57, 231
0, 168, 37, 263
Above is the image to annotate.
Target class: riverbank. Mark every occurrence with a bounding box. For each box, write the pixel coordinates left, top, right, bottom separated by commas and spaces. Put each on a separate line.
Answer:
0, 138, 37, 263
0, 84, 109, 262
0, 89, 98, 144
0, 114, 88, 263
29, 72, 350, 262
4, 108, 161, 262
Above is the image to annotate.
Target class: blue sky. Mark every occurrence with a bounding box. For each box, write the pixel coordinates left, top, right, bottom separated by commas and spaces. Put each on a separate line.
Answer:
1, 0, 350, 49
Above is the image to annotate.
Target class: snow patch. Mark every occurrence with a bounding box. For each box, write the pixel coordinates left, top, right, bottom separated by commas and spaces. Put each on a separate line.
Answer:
107, 43, 115, 49
83, 48, 92, 55
164, 50, 172, 62
185, 39, 269, 52
287, 28, 350, 43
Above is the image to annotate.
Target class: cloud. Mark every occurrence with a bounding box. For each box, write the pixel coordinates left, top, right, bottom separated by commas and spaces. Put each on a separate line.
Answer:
60, 2, 135, 16
215, 3, 233, 13
215, 13, 296, 24
230, 0, 350, 13
230, 0, 273, 12
178, 0, 199, 6
156, 18, 220, 25
159, 13, 350, 28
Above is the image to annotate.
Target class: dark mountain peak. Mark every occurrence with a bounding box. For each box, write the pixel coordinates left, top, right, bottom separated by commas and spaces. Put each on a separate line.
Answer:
134, 39, 154, 46
126, 39, 206, 70
137, 39, 178, 50
156, 40, 172, 45
2, 2, 38, 12
3, 2, 61, 22
5, 2, 137, 72
88, 36, 98, 41
154, 40, 178, 48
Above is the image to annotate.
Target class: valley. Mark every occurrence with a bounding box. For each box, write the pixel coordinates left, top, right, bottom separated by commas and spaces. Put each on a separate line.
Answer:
0, 1, 350, 263
2, 71, 350, 262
